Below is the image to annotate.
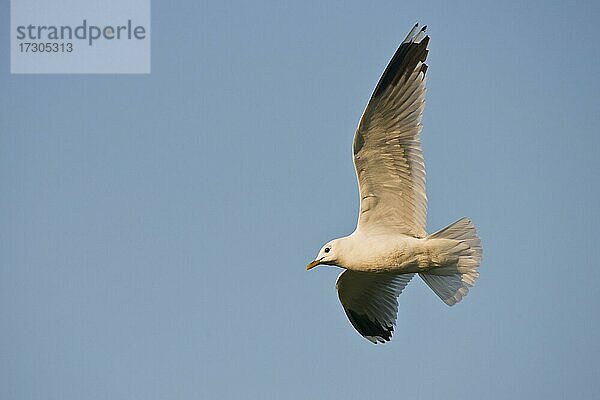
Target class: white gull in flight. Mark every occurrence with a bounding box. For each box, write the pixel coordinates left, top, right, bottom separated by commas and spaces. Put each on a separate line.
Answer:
306, 24, 482, 344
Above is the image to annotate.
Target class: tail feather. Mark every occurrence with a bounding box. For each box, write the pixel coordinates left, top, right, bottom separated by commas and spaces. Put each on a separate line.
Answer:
420, 218, 482, 306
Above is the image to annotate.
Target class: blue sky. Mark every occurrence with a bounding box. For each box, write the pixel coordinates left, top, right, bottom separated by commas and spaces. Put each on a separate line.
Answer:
1, 1, 599, 399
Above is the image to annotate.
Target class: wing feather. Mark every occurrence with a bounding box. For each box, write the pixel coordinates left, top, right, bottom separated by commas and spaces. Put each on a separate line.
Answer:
336, 270, 414, 344
353, 25, 430, 237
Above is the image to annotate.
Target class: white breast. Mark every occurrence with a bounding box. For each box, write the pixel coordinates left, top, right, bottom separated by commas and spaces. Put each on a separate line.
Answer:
341, 233, 426, 273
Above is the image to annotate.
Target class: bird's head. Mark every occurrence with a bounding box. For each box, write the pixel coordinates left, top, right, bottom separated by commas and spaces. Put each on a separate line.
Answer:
306, 239, 342, 270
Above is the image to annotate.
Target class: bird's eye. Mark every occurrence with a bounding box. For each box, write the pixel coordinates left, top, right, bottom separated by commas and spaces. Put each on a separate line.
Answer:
324, 247, 330, 253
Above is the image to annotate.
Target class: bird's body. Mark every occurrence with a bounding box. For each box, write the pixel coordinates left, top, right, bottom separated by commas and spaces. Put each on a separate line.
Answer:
326, 233, 457, 274
306, 24, 482, 344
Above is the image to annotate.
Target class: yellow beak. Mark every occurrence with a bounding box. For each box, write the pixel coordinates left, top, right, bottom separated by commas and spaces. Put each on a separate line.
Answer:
306, 259, 321, 270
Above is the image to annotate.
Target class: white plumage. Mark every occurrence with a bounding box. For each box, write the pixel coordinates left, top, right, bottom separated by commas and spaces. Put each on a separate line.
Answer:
306, 24, 482, 344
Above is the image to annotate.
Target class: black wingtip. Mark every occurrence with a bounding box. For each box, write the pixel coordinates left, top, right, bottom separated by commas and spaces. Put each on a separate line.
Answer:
372, 25, 430, 97
347, 309, 394, 343
421, 25, 427, 32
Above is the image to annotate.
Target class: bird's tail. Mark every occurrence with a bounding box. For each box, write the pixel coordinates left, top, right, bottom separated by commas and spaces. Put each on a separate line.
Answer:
419, 218, 482, 306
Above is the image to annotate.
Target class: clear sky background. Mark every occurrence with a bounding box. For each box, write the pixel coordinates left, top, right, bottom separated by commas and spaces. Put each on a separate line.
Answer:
1, 1, 599, 399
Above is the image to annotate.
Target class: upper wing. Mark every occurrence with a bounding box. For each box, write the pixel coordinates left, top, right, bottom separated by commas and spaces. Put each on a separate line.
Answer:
336, 270, 414, 344
353, 24, 430, 237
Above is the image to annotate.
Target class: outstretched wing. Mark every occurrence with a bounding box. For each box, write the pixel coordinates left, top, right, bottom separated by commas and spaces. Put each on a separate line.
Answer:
353, 24, 429, 237
336, 270, 414, 344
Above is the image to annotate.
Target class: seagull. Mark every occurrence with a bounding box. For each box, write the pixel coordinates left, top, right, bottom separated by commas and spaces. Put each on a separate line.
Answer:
306, 24, 482, 344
